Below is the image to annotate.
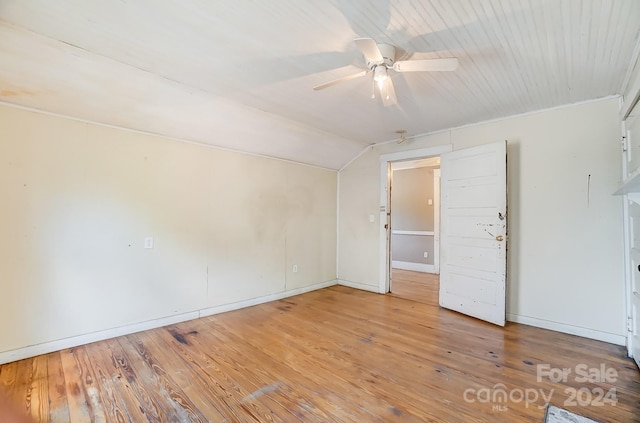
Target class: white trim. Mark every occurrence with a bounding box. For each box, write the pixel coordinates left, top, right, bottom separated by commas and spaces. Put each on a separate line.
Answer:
450, 96, 618, 130
624, 201, 634, 357
621, 42, 640, 119
0, 311, 198, 365
621, 118, 634, 357
380, 145, 452, 164
338, 279, 381, 293
374, 96, 621, 146
0, 279, 337, 365
391, 156, 440, 171
200, 279, 337, 317
621, 32, 640, 105
392, 261, 435, 273
507, 313, 626, 346
380, 161, 391, 294
336, 172, 341, 282
339, 144, 375, 172
0, 101, 339, 172
433, 169, 441, 274
392, 230, 434, 236
379, 145, 453, 294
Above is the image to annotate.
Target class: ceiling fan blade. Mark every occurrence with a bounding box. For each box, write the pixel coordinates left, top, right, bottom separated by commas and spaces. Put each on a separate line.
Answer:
354, 38, 383, 62
382, 78, 398, 107
393, 57, 459, 72
313, 70, 367, 91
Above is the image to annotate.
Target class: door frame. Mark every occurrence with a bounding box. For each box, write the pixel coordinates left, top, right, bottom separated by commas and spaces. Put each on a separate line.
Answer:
433, 168, 441, 274
620, 117, 635, 360
379, 145, 452, 293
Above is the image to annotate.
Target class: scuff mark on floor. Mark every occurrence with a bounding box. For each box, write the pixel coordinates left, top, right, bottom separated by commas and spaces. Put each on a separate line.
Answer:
86, 387, 107, 423
242, 382, 281, 402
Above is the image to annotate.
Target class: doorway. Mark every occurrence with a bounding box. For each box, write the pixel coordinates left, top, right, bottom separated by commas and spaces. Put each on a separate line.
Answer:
389, 269, 440, 305
381, 142, 508, 326
378, 145, 452, 295
388, 158, 441, 304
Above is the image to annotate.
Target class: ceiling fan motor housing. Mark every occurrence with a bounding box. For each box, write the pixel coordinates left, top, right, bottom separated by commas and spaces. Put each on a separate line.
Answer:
366, 43, 396, 69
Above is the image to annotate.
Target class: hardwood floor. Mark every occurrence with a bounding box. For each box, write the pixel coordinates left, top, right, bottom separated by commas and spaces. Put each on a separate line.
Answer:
1, 285, 639, 422
390, 269, 439, 306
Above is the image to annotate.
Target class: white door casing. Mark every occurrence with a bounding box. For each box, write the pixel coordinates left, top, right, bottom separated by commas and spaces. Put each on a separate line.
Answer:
631, 235, 640, 367
379, 145, 453, 293
439, 141, 507, 326
619, 113, 638, 365
433, 168, 441, 274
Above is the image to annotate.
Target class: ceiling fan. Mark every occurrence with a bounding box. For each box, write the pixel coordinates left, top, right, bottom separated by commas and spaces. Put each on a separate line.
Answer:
313, 38, 458, 106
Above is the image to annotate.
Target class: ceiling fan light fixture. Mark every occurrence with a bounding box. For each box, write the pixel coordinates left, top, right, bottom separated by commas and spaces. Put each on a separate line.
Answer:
313, 37, 459, 107
373, 65, 388, 83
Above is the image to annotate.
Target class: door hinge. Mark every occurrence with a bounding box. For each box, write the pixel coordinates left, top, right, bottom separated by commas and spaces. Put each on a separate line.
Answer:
627, 316, 633, 333
622, 136, 628, 153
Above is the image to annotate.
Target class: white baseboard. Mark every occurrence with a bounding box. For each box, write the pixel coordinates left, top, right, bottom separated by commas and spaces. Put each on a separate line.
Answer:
392, 260, 435, 273
0, 311, 200, 365
199, 279, 337, 317
338, 279, 382, 293
507, 313, 626, 346
0, 279, 338, 365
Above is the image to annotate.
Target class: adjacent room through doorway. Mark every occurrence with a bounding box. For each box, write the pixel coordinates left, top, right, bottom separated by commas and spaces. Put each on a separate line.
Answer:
388, 157, 441, 305
389, 269, 439, 306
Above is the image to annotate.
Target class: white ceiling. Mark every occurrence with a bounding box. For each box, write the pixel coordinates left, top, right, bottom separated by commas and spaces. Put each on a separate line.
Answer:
1, 1, 639, 169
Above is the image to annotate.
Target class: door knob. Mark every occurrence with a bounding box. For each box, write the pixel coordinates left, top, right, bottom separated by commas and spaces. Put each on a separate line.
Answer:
496, 235, 504, 242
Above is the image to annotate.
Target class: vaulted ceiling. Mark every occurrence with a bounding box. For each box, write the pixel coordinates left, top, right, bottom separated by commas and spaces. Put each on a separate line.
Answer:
1, 1, 639, 169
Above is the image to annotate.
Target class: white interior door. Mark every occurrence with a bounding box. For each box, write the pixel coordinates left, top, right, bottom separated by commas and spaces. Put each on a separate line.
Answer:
632, 270, 640, 368
440, 141, 507, 326
629, 201, 640, 367
620, 113, 638, 366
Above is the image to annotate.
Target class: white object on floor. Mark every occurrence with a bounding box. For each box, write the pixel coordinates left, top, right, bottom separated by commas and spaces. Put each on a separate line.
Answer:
545, 405, 600, 423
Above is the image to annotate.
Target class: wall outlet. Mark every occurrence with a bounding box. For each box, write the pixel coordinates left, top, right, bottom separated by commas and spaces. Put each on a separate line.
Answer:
144, 237, 154, 249
423, 252, 428, 258
292, 264, 298, 273
369, 214, 375, 223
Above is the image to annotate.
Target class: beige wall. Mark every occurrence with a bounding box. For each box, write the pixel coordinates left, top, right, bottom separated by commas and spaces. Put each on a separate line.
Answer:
338, 98, 626, 343
392, 234, 434, 265
0, 104, 337, 355
392, 167, 435, 231
391, 167, 435, 265
0, 96, 627, 356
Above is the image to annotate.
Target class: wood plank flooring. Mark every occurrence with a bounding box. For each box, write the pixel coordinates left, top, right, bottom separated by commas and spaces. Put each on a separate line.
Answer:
1, 285, 639, 422
390, 269, 439, 306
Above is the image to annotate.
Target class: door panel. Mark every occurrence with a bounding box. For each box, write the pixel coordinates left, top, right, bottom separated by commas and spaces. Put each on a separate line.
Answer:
448, 242, 498, 272
448, 181, 498, 208
629, 202, 640, 368
448, 152, 499, 179
447, 273, 498, 304
631, 252, 639, 368
440, 141, 507, 326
